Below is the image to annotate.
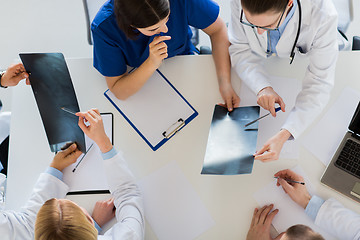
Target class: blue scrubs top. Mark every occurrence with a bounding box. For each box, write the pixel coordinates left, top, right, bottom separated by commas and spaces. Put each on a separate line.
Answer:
91, 0, 219, 77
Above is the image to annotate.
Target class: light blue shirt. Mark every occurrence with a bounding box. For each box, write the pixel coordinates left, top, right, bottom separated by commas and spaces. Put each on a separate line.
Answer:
305, 195, 325, 221
267, 0, 297, 55
0, 162, 3, 173
44, 146, 117, 234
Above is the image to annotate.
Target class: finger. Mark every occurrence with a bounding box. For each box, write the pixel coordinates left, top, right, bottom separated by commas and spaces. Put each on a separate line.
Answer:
269, 99, 276, 117
66, 149, 82, 163
61, 143, 77, 156
226, 98, 234, 112
250, 208, 258, 227
254, 151, 277, 162
158, 46, 168, 56
160, 53, 168, 59
150, 36, 171, 46
26, 78, 30, 85
259, 204, 273, 224
278, 178, 294, 194
83, 112, 96, 124
254, 144, 269, 156
88, 110, 99, 122
278, 97, 286, 112
78, 117, 89, 133
255, 205, 267, 224
274, 169, 303, 181
264, 208, 278, 226
257, 97, 267, 111
154, 42, 167, 51
91, 108, 101, 117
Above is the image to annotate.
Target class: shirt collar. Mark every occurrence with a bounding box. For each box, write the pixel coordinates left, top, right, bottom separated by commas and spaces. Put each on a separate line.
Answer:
278, 0, 297, 34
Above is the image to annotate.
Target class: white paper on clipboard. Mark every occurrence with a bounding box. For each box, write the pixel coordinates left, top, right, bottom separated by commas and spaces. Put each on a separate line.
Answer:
62, 113, 113, 193
104, 70, 197, 150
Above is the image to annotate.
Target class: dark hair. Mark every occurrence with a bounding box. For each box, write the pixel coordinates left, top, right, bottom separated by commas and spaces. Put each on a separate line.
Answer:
285, 225, 325, 240
241, 0, 288, 14
114, 0, 170, 39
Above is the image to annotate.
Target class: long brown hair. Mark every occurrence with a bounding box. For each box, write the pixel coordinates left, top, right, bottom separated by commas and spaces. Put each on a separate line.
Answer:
114, 0, 170, 39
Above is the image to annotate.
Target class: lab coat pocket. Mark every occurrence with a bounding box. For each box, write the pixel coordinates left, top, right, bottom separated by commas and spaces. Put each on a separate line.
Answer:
294, 46, 309, 58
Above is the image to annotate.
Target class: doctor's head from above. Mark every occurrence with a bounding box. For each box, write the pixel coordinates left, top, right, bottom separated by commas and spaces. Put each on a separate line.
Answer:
240, 0, 294, 35
35, 197, 115, 240
114, 0, 170, 38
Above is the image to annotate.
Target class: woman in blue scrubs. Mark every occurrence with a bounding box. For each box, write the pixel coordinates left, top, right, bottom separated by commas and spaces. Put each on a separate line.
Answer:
92, 0, 239, 111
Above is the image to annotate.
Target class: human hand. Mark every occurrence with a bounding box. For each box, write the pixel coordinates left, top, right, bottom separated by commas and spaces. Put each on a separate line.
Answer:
91, 198, 116, 228
246, 204, 283, 240
146, 36, 171, 69
274, 169, 311, 209
257, 87, 285, 117
50, 143, 82, 171
254, 129, 291, 162
218, 82, 240, 112
1, 63, 30, 87
76, 109, 112, 153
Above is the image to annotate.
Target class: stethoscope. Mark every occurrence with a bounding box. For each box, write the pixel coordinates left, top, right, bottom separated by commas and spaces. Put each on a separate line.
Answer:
265, 0, 302, 64
289, 0, 302, 64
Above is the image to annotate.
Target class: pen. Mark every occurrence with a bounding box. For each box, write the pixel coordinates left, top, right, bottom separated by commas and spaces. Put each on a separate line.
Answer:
61, 107, 77, 117
244, 107, 282, 127
274, 176, 305, 185
72, 143, 94, 172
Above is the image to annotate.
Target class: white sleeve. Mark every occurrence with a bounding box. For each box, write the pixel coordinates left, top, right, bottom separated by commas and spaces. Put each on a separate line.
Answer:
228, 0, 270, 95
315, 198, 360, 240
281, 6, 338, 139
0, 173, 69, 240
103, 151, 144, 240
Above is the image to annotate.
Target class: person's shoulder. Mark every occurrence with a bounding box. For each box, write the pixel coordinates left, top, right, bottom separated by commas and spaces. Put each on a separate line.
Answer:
91, 0, 116, 31
303, 0, 337, 18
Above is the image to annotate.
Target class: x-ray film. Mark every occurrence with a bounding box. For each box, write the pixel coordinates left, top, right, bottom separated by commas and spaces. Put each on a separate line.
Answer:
20, 53, 86, 153
201, 105, 259, 175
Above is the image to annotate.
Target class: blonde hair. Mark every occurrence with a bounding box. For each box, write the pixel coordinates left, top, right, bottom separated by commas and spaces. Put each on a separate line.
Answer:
35, 198, 98, 240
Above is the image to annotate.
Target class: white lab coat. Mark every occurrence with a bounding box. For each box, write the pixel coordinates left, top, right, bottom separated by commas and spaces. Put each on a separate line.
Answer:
229, 0, 339, 139
315, 198, 360, 240
0, 151, 144, 240
0, 173, 69, 240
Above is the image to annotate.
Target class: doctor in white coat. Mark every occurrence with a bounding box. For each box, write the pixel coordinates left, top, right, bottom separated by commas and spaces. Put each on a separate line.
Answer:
35, 108, 144, 240
228, 0, 338, 161
0, 108, 144, 240
246, 169, 360, 240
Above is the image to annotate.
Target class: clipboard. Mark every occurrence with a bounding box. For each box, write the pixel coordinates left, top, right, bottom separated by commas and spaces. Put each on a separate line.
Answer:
63, 113, 113, 194
104, 70, 198, 151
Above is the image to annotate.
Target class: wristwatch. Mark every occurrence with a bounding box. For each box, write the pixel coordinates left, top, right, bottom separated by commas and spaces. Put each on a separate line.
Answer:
0, 71, 7, 88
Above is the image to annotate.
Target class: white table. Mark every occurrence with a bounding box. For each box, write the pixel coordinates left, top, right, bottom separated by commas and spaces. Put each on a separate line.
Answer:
7, 52, 360, 239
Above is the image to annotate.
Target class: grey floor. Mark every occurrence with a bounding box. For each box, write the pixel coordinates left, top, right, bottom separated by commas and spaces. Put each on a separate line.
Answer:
0, 0, 359, 113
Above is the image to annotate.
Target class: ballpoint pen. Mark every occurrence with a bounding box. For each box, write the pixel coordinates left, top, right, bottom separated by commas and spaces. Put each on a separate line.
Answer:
72, 143, 94, 172
244, 107, 282, 127
274, 176, 305, 185
61, 107, 77, 116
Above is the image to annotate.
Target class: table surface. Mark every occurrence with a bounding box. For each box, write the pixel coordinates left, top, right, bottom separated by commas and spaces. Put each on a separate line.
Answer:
7, 51, 360, 239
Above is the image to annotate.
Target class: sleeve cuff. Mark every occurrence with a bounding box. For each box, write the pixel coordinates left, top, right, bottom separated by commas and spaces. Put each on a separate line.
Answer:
45, 167, 63, 181
101, 147, 117, 160
305, 195, 325, 221
93, 218, 102, 233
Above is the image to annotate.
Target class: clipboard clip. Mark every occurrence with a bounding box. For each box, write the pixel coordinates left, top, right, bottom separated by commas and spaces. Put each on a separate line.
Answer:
162, 118, 185, 139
